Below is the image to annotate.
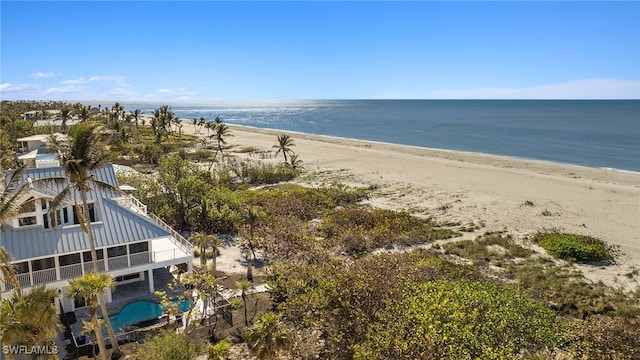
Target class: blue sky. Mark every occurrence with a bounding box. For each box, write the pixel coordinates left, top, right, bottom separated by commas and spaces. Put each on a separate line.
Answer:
1, 1, 639, 100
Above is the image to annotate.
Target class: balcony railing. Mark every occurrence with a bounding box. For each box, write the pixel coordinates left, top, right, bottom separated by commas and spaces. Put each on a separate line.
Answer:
3, 249, 187, 292
32, 268, 57, 285
83, 259, 105, 273
148, 213, 193, 253
113, 195, 147, 215
130, 251, 151, 266
60, 263, 83, 280
153, 249, 191, 263
108, 255, 129, 271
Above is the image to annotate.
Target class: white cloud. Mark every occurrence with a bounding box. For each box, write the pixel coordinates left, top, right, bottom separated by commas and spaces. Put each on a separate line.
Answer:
144, 86, 197, 99
29, 72, 55, 79
60, 78, 86, 85
0, 83, 42, 99
421, 79, 640, 100
43, 86, 83, 94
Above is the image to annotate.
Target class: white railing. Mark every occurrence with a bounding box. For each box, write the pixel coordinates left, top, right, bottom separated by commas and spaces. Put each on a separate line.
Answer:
5, 273, 32, 290
148, 213, 193, 253
114, 195, 147, 215
130, 251, 151, 266
83, 259, 105, 273
114, 195, 192, 253
32, 268, 57, 285
60, 263, 83, 280
153, 249, 191, 263
108, 255, 129, 270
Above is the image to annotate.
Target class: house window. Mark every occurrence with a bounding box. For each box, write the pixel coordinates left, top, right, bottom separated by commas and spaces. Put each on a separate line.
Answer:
107, 246, 127, 258
31, 257, 55, 271
14, 262, 29, 274
83, 250, 104, 263
18, 216, 37, 226
59, 253, 81, 267
17, 197, 38, 227
129, 242, 149, 254
72, 203, 96, 224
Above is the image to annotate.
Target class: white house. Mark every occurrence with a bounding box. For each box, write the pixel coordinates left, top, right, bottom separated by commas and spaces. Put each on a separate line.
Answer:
0, 164, 193, 312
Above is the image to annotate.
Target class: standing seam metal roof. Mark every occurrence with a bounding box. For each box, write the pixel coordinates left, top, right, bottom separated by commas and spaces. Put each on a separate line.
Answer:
0, 164, 171, 260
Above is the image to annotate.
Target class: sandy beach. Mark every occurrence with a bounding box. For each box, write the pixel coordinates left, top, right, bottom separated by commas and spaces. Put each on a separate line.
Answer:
179, 119, 640, 291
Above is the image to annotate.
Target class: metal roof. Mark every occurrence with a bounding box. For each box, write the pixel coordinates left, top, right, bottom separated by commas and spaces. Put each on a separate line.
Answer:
0, 164, 171, 261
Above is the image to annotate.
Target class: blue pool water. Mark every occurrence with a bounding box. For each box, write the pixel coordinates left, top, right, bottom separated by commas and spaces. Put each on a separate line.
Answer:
107, 299, 191, 332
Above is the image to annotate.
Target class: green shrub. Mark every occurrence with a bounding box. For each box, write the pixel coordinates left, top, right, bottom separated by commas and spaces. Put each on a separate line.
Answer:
532, 231, 618, 263
353, 280, 563, 360
228, 159, 297, 185
319, 208, 458, 255
134, 329, 203, 360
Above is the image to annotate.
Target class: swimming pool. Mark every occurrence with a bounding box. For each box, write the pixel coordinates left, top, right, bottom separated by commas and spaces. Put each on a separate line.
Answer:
107, 299, 191, 332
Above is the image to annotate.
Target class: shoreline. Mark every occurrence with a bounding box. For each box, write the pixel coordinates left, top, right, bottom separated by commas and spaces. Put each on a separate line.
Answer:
182, 117, 640, 177
216, 121, 640, 185
178, 118, 640, 291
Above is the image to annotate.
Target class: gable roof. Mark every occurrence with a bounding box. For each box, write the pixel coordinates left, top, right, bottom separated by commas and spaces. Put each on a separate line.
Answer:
0, 164, 171, 261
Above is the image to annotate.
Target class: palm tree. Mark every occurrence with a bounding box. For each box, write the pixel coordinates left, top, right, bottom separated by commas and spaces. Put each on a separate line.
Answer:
68, 273, 114, 360
239, 207, 261, 282
48, 123, 121, 356
273, 134, 295, 165
78, 105, 93, 123
60, 107, 72, 133
189, 233, 223, 275
205, 121, 216, 137
132, 109, 142, 128
1, 165, 41, 288
211, 122, 232, 162
0, 247, 18, 289
236, 280, 251, 327
0, 285, 61, 360
192, 118, 198, 133
289, 153, 303, 170
244, 312, 291, 360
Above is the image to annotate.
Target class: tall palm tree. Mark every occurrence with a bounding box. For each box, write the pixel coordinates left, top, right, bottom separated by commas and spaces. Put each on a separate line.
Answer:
0, 285, 61, 360
211, 122, 232, 162
48, 123, 121, 356
236, 280, 252, 327
68, 273, 114, 360
273, 134, 295, 165
244, 312, 291, 360
239, 206, 262, 282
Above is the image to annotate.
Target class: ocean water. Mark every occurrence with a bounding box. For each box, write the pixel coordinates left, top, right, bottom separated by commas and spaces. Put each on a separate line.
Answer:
107, 100, 639, 172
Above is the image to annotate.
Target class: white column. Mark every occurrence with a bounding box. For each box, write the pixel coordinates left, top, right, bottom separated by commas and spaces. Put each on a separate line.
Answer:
148, 269, 155, 294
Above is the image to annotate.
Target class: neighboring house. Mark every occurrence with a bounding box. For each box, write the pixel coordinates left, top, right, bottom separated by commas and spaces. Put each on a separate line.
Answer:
16, 134, 61, 169
0, 164, 193, 312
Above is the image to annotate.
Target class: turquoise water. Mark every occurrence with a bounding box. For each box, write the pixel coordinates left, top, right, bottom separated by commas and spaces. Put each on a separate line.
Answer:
107, 299, 191, 332
105, 100, 640, 171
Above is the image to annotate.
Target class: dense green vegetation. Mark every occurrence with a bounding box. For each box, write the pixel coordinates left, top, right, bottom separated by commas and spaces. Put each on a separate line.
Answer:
532, 230, 619, 263
1, 101, 639, 359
